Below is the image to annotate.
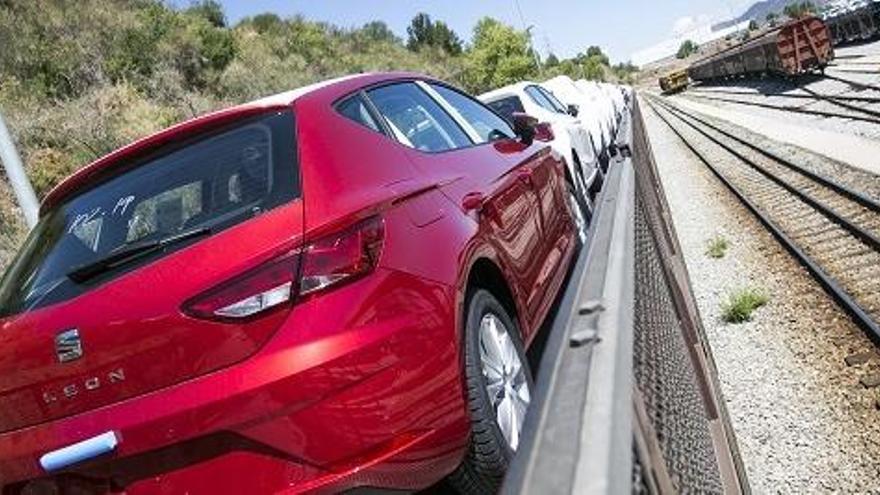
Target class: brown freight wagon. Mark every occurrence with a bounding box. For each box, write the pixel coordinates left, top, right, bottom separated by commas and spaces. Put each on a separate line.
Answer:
688, 16, 834, 82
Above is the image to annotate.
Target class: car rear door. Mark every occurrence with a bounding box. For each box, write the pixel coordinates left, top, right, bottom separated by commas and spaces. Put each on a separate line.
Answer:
425, 82, 574, 339
364, 80, 560, 338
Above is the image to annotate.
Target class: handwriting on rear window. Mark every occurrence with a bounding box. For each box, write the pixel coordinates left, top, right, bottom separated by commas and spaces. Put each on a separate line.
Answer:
67, 195, 136, 234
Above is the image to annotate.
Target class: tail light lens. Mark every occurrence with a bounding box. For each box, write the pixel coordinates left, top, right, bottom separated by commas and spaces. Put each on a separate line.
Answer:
299, 216, 384, 296
184, 216, 384, 321
183, 252, 300, 321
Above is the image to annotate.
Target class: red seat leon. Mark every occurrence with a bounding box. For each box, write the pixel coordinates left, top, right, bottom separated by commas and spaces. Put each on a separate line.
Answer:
0, 73, 577, 494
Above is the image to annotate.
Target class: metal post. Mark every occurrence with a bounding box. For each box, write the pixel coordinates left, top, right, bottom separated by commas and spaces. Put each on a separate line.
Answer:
0, 111, 39, 228
525, 25, 543, 76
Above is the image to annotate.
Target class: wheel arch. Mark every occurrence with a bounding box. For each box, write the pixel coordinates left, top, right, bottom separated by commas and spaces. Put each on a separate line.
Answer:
464, 257, 520, 329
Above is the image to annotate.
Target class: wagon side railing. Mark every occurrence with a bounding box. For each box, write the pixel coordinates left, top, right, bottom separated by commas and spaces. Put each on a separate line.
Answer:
502, 97, 749, 494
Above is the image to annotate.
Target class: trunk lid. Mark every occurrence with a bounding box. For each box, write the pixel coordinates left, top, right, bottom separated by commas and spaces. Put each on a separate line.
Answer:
0, 109, 303, 432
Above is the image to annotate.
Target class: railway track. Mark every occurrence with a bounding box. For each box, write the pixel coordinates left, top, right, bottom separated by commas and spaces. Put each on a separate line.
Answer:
685, 90, 880, 125
823, 73, 880, 93
645, 94, 880, 344
689, 87, 880, 104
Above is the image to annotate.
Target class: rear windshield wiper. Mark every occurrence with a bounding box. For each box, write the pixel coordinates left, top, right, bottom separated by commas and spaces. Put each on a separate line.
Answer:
67, 227, 211, 283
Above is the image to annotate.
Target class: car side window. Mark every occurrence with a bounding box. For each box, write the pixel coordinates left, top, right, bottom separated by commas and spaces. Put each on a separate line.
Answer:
429, 83, 514, 143
367, 82, 471, 152
524, 86, 558, 113
486, 96, 525, 125
336, 94, 384, 134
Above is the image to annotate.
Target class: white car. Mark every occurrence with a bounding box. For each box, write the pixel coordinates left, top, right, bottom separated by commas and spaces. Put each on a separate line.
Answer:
599, 82, 626, 123
479, 81, 602, 217
575, 79, 617, 142
542, 76, 613, 169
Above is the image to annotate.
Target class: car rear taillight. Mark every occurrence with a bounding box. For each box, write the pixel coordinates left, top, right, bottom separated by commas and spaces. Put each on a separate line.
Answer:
300, 216, 384, 296
184, 216, 384, 321
184, 251, 301, 321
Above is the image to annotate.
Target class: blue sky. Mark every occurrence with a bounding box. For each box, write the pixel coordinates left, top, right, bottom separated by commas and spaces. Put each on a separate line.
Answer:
214, 0, 757, 63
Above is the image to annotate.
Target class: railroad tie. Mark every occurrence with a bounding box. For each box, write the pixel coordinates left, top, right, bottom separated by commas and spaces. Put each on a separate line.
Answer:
845, 350, 877, 366
860, 372, 880, 388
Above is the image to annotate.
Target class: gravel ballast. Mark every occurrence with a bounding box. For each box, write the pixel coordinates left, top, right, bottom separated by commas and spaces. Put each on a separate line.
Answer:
640, 95, 880, 492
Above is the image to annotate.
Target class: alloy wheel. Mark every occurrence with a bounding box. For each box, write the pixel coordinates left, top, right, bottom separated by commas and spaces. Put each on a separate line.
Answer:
478, 313, 530, 451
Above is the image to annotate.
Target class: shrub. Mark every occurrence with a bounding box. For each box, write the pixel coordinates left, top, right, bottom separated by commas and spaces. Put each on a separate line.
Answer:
721, 288, 769, 323
706, 236, 729, 259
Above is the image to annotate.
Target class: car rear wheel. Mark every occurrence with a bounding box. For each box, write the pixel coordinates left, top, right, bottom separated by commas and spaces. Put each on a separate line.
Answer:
449, 289, 533, 494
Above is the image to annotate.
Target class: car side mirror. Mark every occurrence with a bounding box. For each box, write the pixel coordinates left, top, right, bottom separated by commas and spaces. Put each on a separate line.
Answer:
534, 122, 554, 142
512, 112, 538, 145
567, 104, 579, 117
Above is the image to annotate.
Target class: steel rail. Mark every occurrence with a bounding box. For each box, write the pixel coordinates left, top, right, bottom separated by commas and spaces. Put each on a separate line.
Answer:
690, 87, 880, 104
645, 95, 880, 343
823, 73, 880, 93
656, 98, 880, 253
686, 92, 880, 124
660, 97, 880, 214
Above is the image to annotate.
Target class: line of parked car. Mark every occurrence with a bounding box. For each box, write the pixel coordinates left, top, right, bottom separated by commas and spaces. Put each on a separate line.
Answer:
480, 76, 630, 226
0, 71, 631, 494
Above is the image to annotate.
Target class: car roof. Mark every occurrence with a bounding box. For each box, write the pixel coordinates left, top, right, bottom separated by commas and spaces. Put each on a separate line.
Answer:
478, 81, 538, 102
40, 72, 427, 214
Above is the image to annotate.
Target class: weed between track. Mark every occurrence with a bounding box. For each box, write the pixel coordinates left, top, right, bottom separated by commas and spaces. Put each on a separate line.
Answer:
722, 288, 769, 323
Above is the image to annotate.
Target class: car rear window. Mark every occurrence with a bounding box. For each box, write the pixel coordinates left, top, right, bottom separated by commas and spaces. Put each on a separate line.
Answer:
0, 110, 298, 317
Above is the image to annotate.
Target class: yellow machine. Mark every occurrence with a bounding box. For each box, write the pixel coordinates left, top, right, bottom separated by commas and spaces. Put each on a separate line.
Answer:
659, 70, 689, 94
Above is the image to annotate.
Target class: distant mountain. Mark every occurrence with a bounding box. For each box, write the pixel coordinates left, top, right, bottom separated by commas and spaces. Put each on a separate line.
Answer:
712, 0, 831, 30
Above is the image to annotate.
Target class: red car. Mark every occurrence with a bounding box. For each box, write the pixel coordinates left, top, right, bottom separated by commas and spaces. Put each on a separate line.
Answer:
0, 73, 577, 494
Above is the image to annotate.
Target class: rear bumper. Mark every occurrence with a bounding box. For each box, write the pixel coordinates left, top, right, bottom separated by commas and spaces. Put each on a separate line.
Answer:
0, 269, 469, 494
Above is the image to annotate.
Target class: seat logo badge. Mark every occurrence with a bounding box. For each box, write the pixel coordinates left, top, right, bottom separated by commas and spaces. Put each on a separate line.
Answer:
55, 329, 83, 363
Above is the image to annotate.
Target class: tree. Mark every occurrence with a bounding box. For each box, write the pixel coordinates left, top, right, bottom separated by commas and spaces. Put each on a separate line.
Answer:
185, 0, 226, 28
361, 21, 399, 43
749, 20, 759, 31
676, 40, 698, 59
405, 13, 462, 55
585, 46, 610, 66
431, 21, 463, 55
248, 13, 283, 34
766, 12, 779, 27
611, 62, 638, 84
545, 53, 560, 68
461, 17, 537, 93
784, 1, 816, 19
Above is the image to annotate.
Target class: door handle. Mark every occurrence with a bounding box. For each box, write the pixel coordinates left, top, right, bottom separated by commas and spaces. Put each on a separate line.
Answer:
462, 192, 485, 212
517, 168, 534, 184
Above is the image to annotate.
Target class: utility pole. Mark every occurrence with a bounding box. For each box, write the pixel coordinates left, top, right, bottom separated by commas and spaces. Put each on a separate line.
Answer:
0, 112, 39, 228
514, 0, 542, 76
525, 26, 543, 76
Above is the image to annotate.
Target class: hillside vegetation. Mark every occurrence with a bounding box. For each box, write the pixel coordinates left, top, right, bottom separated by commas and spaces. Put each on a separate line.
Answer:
0, 0, 634, 269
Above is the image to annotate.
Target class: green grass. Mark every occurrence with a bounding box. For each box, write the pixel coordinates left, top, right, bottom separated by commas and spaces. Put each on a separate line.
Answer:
721, 288, 769, 323
706, 235, 730, 259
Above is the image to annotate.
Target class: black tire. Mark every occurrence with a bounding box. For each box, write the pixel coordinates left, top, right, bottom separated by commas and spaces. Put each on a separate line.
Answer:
448, 289, 533, 495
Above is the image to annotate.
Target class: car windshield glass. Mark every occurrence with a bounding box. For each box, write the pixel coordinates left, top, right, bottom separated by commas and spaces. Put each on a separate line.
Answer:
537, 87, 570, 114
525, 86, 560, 113
429, 84, 514, 143
0, 110, 298, 317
